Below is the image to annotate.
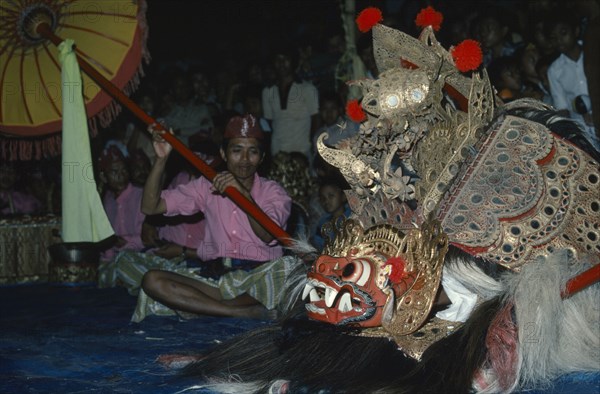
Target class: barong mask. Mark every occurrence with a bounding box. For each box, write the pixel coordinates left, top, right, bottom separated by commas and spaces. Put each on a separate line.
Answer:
304, 217, 448, 336
308, 6, 599, 359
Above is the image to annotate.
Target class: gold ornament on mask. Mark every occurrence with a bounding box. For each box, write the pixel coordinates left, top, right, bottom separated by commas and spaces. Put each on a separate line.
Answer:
319, 216, 451, 359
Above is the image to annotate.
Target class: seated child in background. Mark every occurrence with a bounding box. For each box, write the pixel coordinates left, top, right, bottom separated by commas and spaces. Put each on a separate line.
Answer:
311, 91, 360, 165
488, 56, 523, 102
22, 163, 61, 215
242, 85, 272, 133
528, 14, 556, 58
488, 56, 543, 103
516, 44, 553, 104
311, 176, 351, 252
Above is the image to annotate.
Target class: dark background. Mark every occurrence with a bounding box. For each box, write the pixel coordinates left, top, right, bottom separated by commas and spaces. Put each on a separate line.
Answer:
144, 0, 344, 71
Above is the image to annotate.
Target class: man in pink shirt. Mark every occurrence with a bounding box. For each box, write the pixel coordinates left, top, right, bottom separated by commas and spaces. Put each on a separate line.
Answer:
140, 114, 291, 319
145, 171, 207, 257
98, 146, 146, 263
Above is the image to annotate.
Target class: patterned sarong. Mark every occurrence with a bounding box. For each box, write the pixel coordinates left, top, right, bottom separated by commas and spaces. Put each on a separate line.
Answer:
130, 255, 299, 322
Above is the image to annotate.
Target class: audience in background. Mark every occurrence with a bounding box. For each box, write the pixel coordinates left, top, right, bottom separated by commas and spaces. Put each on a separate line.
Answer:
163, 73, 214, 146
115, 167, 207, 296
103, 121, 130, 159
474, 9, 523, 67
528, 15, 557, 58
546, 9, 599, 151
22, 164, 60, 215
0, 162, 42, 216
267, 151, 314, 240
262, 50, 319, 160
535, 54, 556, 105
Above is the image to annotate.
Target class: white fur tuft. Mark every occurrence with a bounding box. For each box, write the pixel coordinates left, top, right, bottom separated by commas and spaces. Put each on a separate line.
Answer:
443, 256, 505, 300
504, 252, 600, 389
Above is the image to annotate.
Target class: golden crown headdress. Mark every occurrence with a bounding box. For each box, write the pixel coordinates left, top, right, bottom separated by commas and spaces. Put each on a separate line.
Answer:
320, 215, 451, 360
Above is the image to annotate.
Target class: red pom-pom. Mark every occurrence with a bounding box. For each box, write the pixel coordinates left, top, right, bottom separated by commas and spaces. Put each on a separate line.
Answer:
356, 7, 383, 33
415, 6, 443, 32
346, 99, 367, 122
451, 39, 483, 72
385, 257, 407, 284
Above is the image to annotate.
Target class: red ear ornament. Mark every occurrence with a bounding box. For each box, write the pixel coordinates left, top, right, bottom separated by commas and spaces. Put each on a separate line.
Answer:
451, 39, 483, 72
346, 99, 367, 123
415, 6, 443, 32
356, 7, 383, 33
384, 256, 407, 284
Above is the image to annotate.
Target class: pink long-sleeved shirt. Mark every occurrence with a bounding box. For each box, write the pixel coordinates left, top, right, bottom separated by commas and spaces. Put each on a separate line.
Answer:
161, 174, 291, 262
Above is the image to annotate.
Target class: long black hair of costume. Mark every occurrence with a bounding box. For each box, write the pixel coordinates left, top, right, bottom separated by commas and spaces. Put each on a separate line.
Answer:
183, 311, 417, 392
184, 296, 503, 394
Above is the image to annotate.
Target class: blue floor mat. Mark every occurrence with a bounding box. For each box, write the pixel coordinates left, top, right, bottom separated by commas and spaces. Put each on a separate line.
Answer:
0, 285, 268, 393
1, 285, 598, 393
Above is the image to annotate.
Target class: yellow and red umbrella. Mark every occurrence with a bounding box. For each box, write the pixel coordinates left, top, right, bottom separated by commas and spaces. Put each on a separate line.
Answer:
0, 0, 149, 159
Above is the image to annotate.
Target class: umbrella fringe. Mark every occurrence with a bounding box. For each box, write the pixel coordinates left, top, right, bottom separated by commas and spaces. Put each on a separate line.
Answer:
1, 133, 61, 161
89, 62, 146, 134
1, 60, 147, 162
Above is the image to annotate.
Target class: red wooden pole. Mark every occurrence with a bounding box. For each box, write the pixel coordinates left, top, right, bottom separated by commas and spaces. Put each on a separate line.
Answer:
36, 23, 293, 246
562, 264, 600, 299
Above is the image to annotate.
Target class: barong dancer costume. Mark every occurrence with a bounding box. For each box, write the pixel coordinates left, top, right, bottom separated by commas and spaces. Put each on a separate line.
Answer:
180, 7, 600, 394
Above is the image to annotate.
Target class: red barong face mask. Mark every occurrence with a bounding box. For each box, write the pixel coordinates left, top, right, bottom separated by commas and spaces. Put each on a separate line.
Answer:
305, 253, 389, 327
304, 218, 448, 335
